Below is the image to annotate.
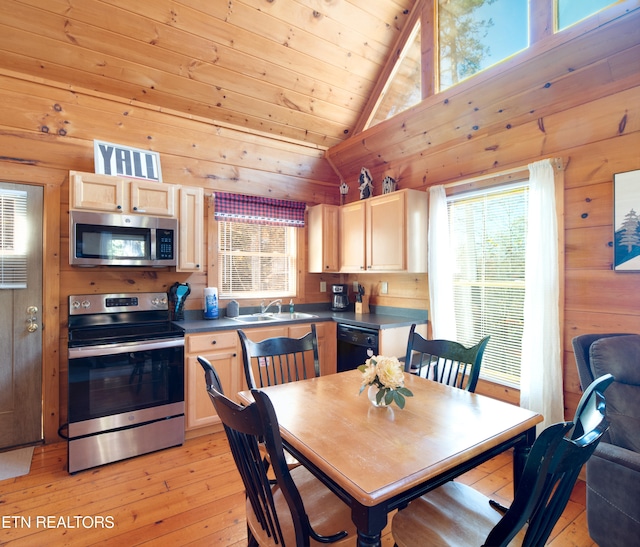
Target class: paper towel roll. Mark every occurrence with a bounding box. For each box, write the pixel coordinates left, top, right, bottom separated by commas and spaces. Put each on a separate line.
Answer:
203, 287, 219, 319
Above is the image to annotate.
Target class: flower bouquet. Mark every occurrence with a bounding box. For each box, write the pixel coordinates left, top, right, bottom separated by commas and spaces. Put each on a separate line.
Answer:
358, 355, 413, 409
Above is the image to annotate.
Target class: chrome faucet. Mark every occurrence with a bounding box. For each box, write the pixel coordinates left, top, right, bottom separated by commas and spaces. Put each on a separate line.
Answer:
260, 299, 282, 314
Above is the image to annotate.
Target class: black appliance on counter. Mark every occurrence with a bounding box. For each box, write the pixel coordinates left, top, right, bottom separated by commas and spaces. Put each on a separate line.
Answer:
67, 292, 185, 474
336, 324, 379, 372
331, 283, 350, 311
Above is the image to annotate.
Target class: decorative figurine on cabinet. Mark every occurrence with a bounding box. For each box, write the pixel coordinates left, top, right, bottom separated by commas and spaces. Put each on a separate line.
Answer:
359, 167, 373, 199
382, 176, 397, 194
339, 180, 349, 205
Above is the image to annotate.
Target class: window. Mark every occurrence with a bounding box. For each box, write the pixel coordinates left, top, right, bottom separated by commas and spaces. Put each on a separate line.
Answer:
556, 0, 617, 31
0, 188, 28, 289
438, 0, 529, 91
218, 221, 297, 298
447, 182, 529, 386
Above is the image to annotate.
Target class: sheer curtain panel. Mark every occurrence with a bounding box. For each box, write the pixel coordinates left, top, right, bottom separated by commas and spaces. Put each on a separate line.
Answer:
520, 159, 564, 430
427, 185, 456, 339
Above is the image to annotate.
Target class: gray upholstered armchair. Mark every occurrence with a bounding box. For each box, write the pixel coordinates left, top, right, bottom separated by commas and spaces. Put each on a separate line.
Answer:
572, 333, 640, 547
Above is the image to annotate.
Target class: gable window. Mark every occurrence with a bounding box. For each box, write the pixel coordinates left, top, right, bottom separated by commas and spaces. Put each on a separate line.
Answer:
447, 182, 528, 386
556, 0, 618, 31
214, 192, 304, 299
438, 0, 529, 91
362, 0, 628, 129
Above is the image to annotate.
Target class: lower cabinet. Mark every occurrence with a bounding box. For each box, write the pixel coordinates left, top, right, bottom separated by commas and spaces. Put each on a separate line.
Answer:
185, 330, 239, 432
184, 321, 337, 435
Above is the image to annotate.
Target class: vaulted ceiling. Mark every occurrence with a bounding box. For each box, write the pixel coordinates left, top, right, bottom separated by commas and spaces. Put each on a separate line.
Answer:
2, 0, 416, 150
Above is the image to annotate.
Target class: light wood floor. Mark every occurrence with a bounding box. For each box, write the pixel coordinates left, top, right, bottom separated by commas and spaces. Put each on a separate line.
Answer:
0, 433, 596, 546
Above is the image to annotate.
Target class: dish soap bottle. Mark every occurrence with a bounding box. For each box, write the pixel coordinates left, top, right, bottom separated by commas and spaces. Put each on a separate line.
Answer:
289, 299, 294, 314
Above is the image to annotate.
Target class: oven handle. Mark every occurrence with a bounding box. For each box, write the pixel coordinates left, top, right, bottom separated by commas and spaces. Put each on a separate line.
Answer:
68, 337, 184, 359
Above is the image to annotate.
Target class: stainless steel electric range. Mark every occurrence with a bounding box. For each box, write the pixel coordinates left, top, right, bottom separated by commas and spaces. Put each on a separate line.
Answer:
67, 292, 185, 473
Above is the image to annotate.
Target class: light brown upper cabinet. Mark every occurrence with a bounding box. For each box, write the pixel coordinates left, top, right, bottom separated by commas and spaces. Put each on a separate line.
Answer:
340, 189, 427, 273
177, 186, 204, 272
307, 204, 340, 273
70, 170, 176, 217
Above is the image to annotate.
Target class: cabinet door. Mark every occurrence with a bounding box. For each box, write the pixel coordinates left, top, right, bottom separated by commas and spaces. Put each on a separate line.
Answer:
288, 322, 337, 376
308, 204, 339, 272
339, 201, 366, 272
70, 171, 125, 212
186, 352, 237, 430
366, 192, 406, 271
130, 180, 176, 216
185, 331, 239, 430
177, 186, 204, 272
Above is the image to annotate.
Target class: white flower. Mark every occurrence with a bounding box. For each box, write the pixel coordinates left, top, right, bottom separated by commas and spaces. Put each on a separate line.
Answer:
357, 355, 413, 409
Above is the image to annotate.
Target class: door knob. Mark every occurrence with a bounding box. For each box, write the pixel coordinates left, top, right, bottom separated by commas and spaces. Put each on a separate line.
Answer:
26, 305, 39, 333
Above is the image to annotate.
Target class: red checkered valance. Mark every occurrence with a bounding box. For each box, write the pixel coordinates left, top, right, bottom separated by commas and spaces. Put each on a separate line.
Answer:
213, 192, 306, 227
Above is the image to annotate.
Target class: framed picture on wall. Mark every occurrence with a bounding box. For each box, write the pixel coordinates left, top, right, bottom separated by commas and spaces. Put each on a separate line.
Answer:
614, 169, 640, 271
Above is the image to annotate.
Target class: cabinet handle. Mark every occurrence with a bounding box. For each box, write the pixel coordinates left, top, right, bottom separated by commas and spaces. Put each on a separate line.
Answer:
116, 205, 122, 210
232, 353, 237, 357
133, 206, 138, 211
211, 340, 217, 345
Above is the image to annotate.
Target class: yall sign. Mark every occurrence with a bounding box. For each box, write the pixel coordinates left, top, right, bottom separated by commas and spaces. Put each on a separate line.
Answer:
93, 140, 163, 182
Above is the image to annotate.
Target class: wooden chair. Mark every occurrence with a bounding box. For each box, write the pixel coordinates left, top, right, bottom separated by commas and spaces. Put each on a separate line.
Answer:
197, 357, 356, 546
239, 325, 320, 389
391, 374, 612, 547
403, 324, 490, 392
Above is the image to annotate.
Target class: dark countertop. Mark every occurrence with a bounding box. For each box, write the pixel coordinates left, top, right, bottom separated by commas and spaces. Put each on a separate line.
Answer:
174, 308, 426, 334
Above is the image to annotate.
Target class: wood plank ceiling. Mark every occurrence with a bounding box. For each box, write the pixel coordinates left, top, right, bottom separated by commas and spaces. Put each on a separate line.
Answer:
1, 0, 416, 150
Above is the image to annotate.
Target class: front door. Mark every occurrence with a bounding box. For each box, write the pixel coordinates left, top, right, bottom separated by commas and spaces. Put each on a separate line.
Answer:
0, 182, 43, 449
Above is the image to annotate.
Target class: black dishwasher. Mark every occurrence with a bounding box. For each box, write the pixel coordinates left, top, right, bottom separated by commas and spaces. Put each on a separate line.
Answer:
336, 324, 379, 372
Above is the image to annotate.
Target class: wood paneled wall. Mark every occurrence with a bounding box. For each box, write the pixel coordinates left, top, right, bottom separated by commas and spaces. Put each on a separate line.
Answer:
327, 8, 640, 419
0, 68, 340, 441
1, 6, 639, 442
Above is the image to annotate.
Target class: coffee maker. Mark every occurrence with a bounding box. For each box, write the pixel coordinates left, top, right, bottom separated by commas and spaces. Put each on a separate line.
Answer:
331, 284, 349, 311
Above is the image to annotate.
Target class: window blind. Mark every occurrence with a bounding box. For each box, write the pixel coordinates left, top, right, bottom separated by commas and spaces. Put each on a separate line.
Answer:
447, 183, 528, 387
218, 221, 296, 298
0, 189, 28, 289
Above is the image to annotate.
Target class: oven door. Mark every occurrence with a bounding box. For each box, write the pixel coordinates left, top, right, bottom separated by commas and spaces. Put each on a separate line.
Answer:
68, 338, 184, 431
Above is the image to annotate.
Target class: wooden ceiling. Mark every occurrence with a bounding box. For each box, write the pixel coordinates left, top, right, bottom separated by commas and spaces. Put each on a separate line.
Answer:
1, 0, 416, 150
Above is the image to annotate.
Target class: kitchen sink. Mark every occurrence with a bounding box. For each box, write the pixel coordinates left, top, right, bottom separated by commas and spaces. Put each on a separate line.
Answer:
231, 314, 281, 323
268, 312, 318, 320
230, 311, 318, 323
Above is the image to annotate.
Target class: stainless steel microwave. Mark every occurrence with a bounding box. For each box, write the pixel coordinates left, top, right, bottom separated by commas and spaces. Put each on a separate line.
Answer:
70, 210, 178, 267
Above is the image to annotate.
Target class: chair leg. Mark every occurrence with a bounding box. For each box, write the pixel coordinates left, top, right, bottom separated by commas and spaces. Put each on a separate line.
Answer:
489, 499, 509, 514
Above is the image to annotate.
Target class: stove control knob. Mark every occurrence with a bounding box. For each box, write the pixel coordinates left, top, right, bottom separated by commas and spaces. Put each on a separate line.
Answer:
71, 300, 81, 309
81, 300, 91, 309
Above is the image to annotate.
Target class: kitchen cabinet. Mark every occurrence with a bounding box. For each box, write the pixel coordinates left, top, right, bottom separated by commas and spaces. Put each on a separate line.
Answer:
69, 170, 176, 217
185, 330, 240, 431
339, 189, 428, 273
177, 186, 204, 272
307, 204, 340, 273
185, 321, 336, 435
288, 321, 337, 376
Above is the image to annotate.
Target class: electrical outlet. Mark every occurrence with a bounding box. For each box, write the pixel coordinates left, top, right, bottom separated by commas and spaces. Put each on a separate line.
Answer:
381, 281, 388, 294
320, 281, 326, 292
353, 281, 359, 292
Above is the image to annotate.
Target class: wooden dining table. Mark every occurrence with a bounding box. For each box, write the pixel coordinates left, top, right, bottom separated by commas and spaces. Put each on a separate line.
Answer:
238, 369, 542, 547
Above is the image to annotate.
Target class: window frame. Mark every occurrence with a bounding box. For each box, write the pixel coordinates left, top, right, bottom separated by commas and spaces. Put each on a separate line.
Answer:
447, 180, 530, 388
216, 220, 298, 300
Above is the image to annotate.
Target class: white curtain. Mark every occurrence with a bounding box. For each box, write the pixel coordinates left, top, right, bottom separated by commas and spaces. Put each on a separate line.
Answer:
427, 185, 456, 340
520, 159, 564, 431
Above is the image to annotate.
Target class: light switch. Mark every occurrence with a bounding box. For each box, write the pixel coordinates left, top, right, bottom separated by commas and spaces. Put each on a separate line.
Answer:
381, 281, 388, 294
320, 281, 326, 292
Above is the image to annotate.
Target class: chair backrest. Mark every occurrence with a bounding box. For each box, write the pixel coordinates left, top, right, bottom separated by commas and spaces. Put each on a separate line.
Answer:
572, 333, 632, 390
197, 355, 224, 393
403, 324, 490, 392
196, 357, 342, 546
239, 325, 320, 389
483, 375, 611, 547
